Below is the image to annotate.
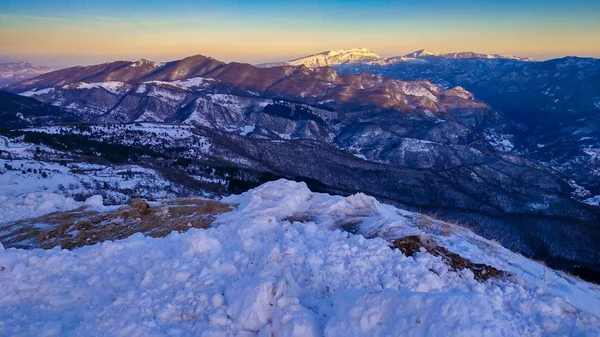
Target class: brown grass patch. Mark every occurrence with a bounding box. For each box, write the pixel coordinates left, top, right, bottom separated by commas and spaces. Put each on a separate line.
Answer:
1, 198, 235, 250
413, 214, 454, 237
392, 235, 505, 282
284, 212, 313, 224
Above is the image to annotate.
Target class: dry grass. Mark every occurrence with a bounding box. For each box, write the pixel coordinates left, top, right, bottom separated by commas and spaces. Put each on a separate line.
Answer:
392, 235, 505, 282
0, 198, 235, 250
415, 214, 454, 237
284, 212, 313, 224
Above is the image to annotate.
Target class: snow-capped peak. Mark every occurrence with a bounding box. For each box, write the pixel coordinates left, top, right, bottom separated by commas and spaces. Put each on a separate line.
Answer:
405, 49, 441, 58
261, 48, 382, 68
402, 49, 534, 61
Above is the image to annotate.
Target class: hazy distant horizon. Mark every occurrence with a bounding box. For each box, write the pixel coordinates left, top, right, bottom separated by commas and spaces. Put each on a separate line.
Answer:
1, 48, 599, 69
1, 0, 599, 68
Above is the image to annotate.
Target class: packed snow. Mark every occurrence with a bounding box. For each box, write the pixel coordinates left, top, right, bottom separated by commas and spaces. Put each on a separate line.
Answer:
72, 81, 129, 95
0, 180, 598, 336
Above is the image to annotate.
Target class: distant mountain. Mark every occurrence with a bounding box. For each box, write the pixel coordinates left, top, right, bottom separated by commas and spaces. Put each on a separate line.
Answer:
403, 49, 534, 61
0, 62, 53, 87
334, 55, 600, 197
404, 49, 442, 58
257, 49, 533, 68
7, 54, 490, 118
257, 48, 381, 68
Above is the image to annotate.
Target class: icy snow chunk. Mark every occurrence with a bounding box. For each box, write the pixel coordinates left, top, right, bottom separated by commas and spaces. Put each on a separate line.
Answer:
272, 303, 320, 337
29, 193, 78, 213
84, 195, 103, 207
226, 179, 312, 219
226, 280, 275, 331
188, 232, 223, 255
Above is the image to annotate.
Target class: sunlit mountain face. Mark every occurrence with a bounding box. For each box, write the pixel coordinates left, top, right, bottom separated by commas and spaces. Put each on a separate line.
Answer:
1, 0, 600, 335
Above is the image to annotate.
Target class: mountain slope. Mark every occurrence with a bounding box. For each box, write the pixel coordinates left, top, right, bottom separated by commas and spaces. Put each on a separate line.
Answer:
334, 56, 600, 196
0, 91, 78, 129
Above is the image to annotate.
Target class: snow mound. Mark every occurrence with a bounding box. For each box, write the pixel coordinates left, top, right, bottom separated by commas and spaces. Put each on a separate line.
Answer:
0, 179, 599, 336
0, 193, 80, 224
84, 195, 103, 207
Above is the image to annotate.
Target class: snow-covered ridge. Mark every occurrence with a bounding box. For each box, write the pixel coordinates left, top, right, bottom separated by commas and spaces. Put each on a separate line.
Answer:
0, 180, 598, 335
68, 81, 130, 95
260, 48, 534, 68
403, 49, 533, 61
404, 49, 442, 58
259, 48, 382, 68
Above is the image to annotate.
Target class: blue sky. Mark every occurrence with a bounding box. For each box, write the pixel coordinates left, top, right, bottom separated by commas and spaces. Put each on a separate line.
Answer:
1, 0, 599, 67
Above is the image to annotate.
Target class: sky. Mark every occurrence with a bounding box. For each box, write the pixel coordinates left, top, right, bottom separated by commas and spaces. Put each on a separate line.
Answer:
1, 0, 599, 68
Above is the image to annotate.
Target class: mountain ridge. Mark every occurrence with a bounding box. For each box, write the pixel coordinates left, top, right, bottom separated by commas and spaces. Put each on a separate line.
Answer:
257, 48, 535, 68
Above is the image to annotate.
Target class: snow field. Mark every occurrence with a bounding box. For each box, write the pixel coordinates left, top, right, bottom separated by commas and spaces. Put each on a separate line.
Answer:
0, 180, 598, 336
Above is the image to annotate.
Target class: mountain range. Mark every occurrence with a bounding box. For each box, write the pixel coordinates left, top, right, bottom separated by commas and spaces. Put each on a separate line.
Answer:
1, 49, 600, 280
257, 48, 534, 68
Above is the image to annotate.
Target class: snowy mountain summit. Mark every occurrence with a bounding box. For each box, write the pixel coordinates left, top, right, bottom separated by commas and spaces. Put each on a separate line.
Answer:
0, 179, 598, 336
404, 49, 442, 58
258, 48, 533, 68
404, 49, 534, 61
258, 48, 381, 67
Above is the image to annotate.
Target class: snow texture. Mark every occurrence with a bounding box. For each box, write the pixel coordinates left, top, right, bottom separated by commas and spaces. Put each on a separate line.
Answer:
0, 180, 598, 336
